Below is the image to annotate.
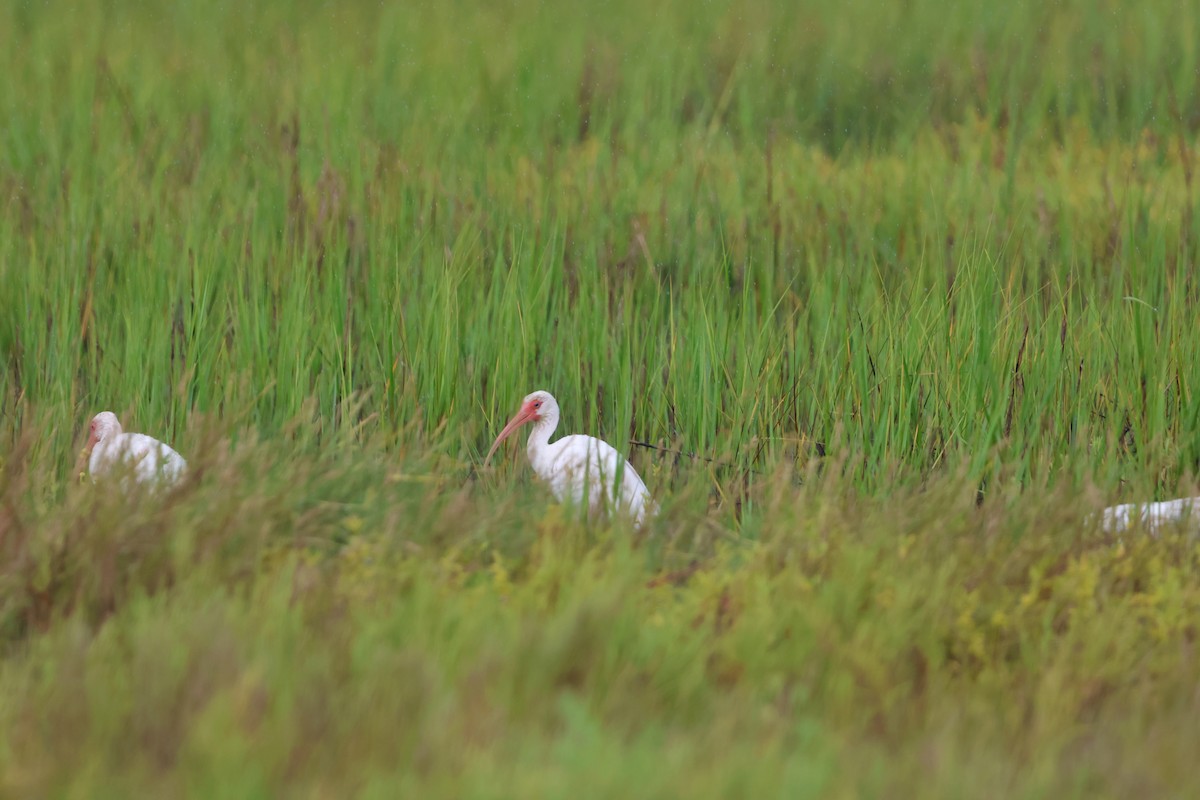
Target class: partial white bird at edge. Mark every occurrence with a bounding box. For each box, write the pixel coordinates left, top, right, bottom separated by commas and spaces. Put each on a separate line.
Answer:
1100, 496, 1200, 534
86, 411, 187, 489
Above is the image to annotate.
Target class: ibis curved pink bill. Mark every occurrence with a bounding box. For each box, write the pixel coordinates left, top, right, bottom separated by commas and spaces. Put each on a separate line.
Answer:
485, 390, 657, 526
85, 411, 187, 488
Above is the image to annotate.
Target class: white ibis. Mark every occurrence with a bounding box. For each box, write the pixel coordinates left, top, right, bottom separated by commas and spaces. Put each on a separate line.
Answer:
485, 390, 657, 525
85, 411, 187, 488
1101, 496, 1200, 534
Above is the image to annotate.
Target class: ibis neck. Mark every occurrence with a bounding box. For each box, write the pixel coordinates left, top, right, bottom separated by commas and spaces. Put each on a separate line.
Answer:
524, 414, 558, 458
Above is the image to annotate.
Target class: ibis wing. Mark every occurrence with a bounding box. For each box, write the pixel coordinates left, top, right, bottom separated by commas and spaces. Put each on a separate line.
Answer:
544, 435, 654, 523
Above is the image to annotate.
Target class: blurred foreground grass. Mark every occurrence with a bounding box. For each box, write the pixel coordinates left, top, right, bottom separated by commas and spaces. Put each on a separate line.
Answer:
3, 432, 1199, 797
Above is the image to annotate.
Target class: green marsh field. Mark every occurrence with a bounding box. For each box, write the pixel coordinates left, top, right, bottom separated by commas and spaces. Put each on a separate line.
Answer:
3, 0, 1200, 795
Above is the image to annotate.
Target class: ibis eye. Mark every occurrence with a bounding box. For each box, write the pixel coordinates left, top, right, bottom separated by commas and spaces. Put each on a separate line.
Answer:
534, 402, 541, 408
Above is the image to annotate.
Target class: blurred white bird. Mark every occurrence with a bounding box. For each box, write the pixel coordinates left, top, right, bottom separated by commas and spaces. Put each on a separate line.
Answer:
1100, 496, 1200, 534
485, 390, 657, 526
85, 411, 187, 488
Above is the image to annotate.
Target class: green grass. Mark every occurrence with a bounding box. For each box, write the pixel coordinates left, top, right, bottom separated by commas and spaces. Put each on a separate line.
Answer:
3, 0, 1200, 795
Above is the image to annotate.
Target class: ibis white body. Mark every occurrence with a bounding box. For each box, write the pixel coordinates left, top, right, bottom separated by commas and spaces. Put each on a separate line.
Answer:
486, 391, 656, 526
1100, 496, 1200, 534
86, 411, 187, 488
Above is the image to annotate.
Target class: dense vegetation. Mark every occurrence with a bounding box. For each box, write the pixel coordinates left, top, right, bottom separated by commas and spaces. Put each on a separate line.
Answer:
2, 0, 1199, 795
